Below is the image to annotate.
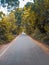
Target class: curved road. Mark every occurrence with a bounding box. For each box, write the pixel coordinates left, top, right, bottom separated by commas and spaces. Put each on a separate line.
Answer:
0, 34, 49, 65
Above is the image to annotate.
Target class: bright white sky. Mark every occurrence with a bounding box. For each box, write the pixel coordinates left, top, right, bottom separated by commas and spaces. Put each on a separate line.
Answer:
0, 6, 7, 14
19, 0, 33, 8
0, 0, 33, 14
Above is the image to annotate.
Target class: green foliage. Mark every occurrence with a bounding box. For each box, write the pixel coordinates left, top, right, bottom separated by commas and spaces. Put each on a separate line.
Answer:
0, 0, 49, 44
0, 10, 23, 44
1, 0, 19, 5
22, 1, 49, 44
14, 8, 22, 26
0, 12, 17, 44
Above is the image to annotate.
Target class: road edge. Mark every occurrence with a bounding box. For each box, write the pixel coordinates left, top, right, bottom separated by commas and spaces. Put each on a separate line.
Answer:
28, 35, 49, 54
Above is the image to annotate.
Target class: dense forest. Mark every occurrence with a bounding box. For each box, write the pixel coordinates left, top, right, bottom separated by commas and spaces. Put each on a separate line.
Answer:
0, 0, 49, 44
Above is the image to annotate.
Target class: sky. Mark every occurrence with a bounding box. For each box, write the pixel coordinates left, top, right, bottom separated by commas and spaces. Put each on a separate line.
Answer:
0, 0, 33, 14
19, 0, 33, 8
0, 6, 7, 14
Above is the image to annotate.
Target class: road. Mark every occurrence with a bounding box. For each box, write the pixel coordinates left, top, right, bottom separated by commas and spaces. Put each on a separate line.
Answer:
0, 34, 49, 65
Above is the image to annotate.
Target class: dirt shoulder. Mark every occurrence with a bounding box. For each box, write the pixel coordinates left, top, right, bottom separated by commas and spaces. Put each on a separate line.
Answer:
0, 35, 49, 55
0, 35, 18, 54
0, 44, 9, 54
33, 39, 49, 54
28, 36, 49, 54
33, 38, 49, 49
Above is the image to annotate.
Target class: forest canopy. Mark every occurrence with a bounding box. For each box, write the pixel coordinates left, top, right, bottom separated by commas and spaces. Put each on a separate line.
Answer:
0, 0, 49, 44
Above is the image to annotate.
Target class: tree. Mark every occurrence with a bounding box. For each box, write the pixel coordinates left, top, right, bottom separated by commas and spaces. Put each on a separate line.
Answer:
1, 0, 19, 9
14, 8, 23, 34
0, 12, 17, 43
21, 2, 37, 34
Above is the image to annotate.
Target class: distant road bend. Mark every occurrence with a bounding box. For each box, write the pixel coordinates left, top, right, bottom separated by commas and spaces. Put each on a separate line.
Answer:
0, 33, 49, 65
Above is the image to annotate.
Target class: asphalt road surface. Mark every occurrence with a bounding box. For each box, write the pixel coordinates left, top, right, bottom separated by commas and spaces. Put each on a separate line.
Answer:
0, 34, 49, 65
